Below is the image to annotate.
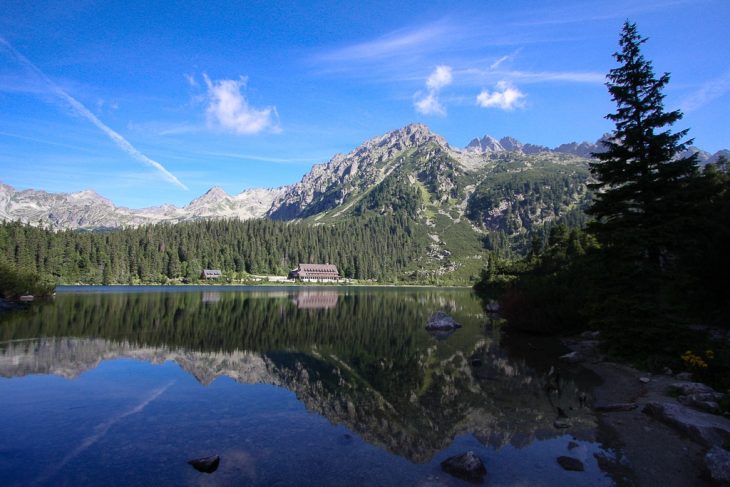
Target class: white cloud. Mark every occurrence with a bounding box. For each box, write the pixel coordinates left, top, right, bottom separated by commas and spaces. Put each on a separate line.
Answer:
0, 36, 188, 190
414, 92, 446, 116
415, 65, 452, 116
505, 70, 604, 84
490, 55, 511, 70
203, 75, 280, 135
476, 81, 526, 110
680, 71, 730, 112
184, 73, 198, 88
318, 23, 451, 63
426, 65, 453, 90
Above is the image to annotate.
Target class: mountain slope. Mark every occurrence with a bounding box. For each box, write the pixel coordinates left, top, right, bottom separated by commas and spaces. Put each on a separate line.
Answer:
2, 124, 724, 232
2, 124, 725, 282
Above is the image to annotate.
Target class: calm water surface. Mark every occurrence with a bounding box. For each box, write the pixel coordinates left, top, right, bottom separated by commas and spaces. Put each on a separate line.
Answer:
0, 286, 621, 486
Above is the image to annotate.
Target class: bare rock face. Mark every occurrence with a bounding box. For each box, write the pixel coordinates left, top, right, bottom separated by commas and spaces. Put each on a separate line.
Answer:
440, 451, 487, 484
0, 182, 283, 230
465, 135, 504, 153
642, 401, 730, 448
267, 123, 448, 220
704, 446, 730, 484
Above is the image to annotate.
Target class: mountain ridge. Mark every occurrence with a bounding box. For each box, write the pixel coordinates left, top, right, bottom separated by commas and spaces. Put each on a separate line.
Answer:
1, 123, 725, 231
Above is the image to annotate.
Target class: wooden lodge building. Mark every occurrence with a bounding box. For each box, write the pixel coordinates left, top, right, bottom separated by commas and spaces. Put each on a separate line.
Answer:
288, 264, 341, 282
201, 269, 223, 280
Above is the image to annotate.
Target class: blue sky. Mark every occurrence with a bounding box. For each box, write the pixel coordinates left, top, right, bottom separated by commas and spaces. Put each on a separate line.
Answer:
1, 0, 728, 208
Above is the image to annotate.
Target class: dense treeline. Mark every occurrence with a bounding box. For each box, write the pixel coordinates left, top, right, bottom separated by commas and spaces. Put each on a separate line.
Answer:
476, 22, 730, 388
0, 215, 429, 284
0, 259, 55, 299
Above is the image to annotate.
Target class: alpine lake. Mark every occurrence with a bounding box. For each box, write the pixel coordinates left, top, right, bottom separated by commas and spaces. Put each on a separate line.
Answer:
0, 286, 626, 486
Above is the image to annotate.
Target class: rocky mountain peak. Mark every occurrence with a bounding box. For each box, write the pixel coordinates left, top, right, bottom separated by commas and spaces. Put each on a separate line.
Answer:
466, 135, 504, 153
188, 186, 229, 207
498, 136, 523, 152
67, 189, 114, 206
369, 123, 448, 154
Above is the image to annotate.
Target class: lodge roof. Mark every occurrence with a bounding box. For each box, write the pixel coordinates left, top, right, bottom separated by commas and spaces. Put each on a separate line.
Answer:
289, 263, 340, 280
297, 264, 339, 273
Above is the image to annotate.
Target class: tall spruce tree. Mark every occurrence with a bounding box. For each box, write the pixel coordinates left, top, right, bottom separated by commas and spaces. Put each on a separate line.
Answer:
588, 21, 698, 271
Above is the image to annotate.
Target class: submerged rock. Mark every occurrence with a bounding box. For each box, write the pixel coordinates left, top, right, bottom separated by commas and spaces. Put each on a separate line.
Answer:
440, 451, 487, 484
704, 446, 730, 484
557, 456, 585, 471
188, 455, 220, 474
425, 311, 462, 331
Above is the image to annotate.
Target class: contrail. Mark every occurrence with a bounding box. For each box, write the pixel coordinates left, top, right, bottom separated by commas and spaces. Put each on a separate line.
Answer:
32, 381, 175, 485
0, 37, 188, 190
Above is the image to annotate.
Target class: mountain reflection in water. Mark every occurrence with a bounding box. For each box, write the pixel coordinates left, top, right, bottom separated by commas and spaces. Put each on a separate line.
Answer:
0, 287, 615, 486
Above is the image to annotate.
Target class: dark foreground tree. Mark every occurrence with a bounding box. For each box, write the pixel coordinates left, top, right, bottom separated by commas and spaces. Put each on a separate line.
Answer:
585, 21, 704, 358
588, 21, 698, 271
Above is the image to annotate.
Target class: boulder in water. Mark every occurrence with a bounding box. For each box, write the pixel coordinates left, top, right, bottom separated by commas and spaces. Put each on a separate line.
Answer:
188, 455, 220, 474
425, 311, 462, 331
440, 451, 487, 484
557, 456, 584, 471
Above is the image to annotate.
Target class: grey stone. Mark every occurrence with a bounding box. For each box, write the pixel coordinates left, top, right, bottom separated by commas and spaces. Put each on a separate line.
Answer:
642, 401, 730, 447
678, 393, 723, 414
557, 456, 585, 471
594, 402, 639, 412
705, 446, 730, 484
440, 451, 487, 484
672, 382, 716, 396
675, 372, 693, 381
426, 311, 462, 330
188, 455, 220, 474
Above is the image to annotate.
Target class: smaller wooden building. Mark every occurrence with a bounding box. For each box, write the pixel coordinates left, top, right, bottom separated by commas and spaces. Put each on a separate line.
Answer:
288, 264, 340, 282
201, 269, 223, 280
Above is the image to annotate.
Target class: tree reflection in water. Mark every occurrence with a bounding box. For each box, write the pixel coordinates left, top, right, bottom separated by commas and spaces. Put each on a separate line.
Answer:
0, 287, 597, 464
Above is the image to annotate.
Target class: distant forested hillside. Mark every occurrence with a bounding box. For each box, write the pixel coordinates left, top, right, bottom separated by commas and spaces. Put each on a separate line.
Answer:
0, 216, 429, 284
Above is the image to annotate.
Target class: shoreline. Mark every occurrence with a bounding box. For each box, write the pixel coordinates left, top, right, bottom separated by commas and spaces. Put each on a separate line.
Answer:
563, 337, 728, 486
52, 283, 474, 291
